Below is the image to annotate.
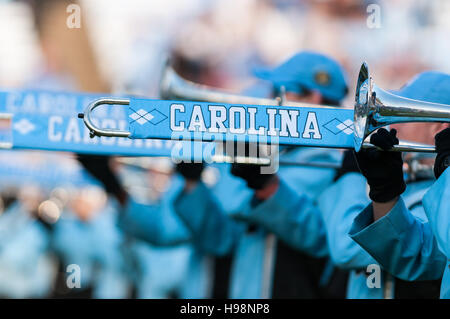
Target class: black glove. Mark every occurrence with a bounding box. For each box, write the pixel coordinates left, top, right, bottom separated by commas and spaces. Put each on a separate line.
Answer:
434, 127, 450, 179
355, 128, 406, 202
176, 162, 204, 181
229, 142, 275, 190
334, 150, 360, 181
231, 164, 275, 190
76, 155, 127, 205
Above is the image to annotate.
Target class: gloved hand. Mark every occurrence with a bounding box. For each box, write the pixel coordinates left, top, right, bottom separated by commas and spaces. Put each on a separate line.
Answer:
434, 127, 450, 179
229, 142, 276, 191
231, 163, 275, 190
76, 155, 128, 205
334, 150, 360, 181
355, 128, 406, 202
176, 162, 204, 181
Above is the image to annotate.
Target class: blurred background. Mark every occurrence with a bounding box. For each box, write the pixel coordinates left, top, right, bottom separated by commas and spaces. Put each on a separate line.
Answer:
0, 0, 449, 298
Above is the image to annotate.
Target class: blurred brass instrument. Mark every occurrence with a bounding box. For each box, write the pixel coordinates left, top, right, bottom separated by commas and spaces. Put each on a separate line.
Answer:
159, 62, 337, 108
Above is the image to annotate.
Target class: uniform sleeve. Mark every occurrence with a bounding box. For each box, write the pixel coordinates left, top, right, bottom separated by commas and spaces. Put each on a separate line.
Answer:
94, 210, 131, 299
423, 168, 450, 257
318, 173, 377, 269
238, 179, 329, 258
118, 197, 192, 246
174, 182, 244, 256
349, 197, 447, 281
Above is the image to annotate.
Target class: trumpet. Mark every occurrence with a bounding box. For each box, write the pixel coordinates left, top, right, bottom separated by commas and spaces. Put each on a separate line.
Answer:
160, 62, 317, 108
79, 62, 450, 173
159, 63, 449, 153
82, 63, 450, 157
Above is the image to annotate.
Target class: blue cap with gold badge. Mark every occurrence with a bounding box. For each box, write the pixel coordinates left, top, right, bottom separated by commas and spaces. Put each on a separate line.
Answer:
253, 51, 348, 103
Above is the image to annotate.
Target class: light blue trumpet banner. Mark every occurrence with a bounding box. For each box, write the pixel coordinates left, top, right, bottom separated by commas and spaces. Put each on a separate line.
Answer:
128, 98, 355, 149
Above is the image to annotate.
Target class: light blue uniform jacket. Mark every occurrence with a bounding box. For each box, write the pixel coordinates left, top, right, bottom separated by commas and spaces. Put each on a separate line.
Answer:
53, 198, 130, 298
174, 147, 339, 298
0, 202, 55, 298
240, 169, 388, 299
319, 172, 390, 298
422, 168, 450, 299
118, 175, 212, 298
349, 178, 447, 298
128, 240, 194, 298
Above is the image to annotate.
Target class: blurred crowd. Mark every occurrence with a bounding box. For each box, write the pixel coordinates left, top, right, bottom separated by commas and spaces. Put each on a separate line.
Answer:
0, 0, 449, 298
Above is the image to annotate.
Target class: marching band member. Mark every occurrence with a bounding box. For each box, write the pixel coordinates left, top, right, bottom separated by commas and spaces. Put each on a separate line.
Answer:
320, 150, 441, 298
347, 72, 450, 298
254, 71, 446, 299
175, 51, 349, 298
118, 165, 212, 299
79, 156, 213, 298
239, 140, 383, 300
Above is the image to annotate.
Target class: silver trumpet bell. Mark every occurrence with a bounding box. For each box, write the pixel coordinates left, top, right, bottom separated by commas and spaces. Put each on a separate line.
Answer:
354, 62, 450, 152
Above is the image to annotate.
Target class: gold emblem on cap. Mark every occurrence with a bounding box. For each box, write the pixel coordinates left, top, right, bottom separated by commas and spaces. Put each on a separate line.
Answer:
315, 71, 331, 86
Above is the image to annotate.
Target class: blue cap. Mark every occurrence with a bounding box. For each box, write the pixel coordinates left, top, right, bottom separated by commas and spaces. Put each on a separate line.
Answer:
253, 51, 348, 103
396, 71, 450, 105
